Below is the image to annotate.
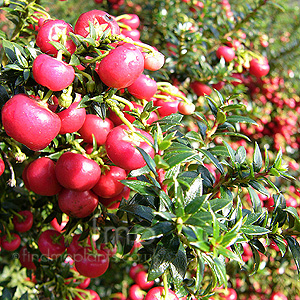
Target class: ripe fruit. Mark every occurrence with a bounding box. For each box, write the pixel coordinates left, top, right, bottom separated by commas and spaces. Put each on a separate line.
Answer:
19, 246, 36, 270
216, 45, 236, 62
155, 98, 179, 118
143, 50, 165, 71
127, 74, 158, 100
57, 97, 86, 134
134, 271, 154, 290
145, 287, 179, 300
99, 186, 130, 209
190, 81, 212, 96
121, 28, 140, 41
55, 152, 101, 191
36, 19, 76, 55
58, 189, 99, 218
1, 94, 61, 151
38, 230, 66, 259
219, 288, 237, 300
269, 292, 288, 300
67, 234, 91, 258
1, 233, 21, 251
118, 14, 140, 29
74, 289, 100, 300
129, 284, 145, 300
32, 54, 75, 91
74, 10, 120, 38
92, 166, 127, 198
129, 264, 145, 280
105, 125, 155, 171
0, 157, 5, 176
97, 43, 144, 89
249, 58, 270, 77
178, 101, 196, 115
50, 217, 68, 232
12, 210, 34, 233
78, 114, 114, 146
75, 247, 109, 278
25, 157, 62, 196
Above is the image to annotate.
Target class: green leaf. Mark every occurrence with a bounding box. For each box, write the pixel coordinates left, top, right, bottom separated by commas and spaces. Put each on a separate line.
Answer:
216, 111, 226, 124
121, 180, 158, 196
253, 142, 263, 172
249, 180, 270, 197
169, 244, 188, 286
199, 149, 224, 174
164, 142, 199, 168
209, 146, 229, 157
235, 146, 246, 164
222, 140, 235, 162
241, 225, 270, 236
274, 148, 282, 169
286, 236, 300, 279
136, 146, 157, 176
212, 131, 251, 142
184, 174, 203, 206
247, 187, 262, 213
148, 235, 180, 281
119, 204, 154, 223
185, 130, 204, 146
2, 288, 13, 300
185, 194, 209, 215
140, 222, 175, 240
221, 103, 246, 112
226, 115, 257, 125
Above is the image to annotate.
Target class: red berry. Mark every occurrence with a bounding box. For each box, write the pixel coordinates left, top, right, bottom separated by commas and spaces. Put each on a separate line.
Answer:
74, 10, 120, 38
57, 97, 86, 135
190, 81, 212, 96
25, 157, 62, 196
58, 189, 99, 218
0, 157, 5, 176
97, 44, 144, 89
127, 74, 157, 100
145, 287, 179, 300
249, 58, 270, 77
99, 186, 130, 209
1, 233, 21, 251
36, 19, 76, 55
75, 247, 109, 278
134, 271, 154, 290
1, 94, 61, 151
92, 166, 126, 198
38, 229, 66, 259
19, 246, 36, 270
105, 125, 155, 171
12, 210, 34, 233
216, 45, 236, 62
78, 114, 114, 146
55, 152, 101, 191
32, 54, 75, 91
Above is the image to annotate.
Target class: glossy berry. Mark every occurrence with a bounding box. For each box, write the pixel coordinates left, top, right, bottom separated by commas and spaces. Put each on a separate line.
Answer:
78, 114, 114, 146
145, 287, 179, 300
134, 271, 154, 290
12, 210, 34, 233
105, 125, 155, 171
1, 94, 61, 151
57, 97, 86, 135
216, 45, 236, 62
127, 74, 157, 100
38, 229, 66, 259
143, 50, 165, 71
178, 101, 196, 115
55, 152, 101, 191
74, 10, 120, 38
25, 157, 62, 196
249, 58, 270, 78
97, 43, 144, 89
32, 54, 75, 91
1, 233, 21, 251
92, 166, 127, 198
36, 19, 76, 55
118, 14, 140, 29
99, 186, 130, 209
0, 157, 5, 176
190, 81, 212, 96
75, 247, 109, 278
58, 188, 99, 218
